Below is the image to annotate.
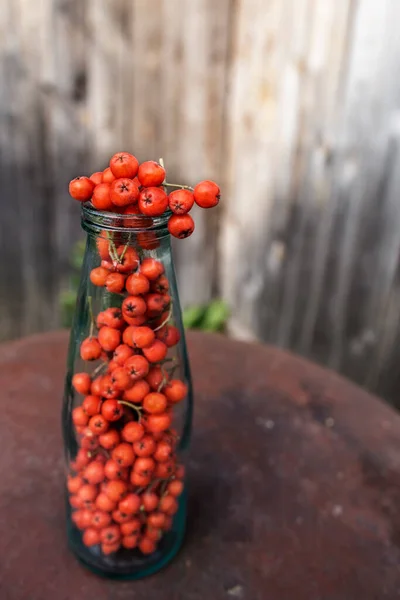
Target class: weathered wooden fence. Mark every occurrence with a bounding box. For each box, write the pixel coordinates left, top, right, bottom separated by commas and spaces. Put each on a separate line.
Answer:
2, 0, 400, 403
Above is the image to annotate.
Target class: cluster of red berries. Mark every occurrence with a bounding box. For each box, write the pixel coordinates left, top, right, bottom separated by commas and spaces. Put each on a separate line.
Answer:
69, 243, 188, 556
69, 152, 220, 239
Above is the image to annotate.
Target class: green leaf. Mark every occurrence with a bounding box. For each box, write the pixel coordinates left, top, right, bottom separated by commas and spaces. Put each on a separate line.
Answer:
59, 290, 78, 327
182, 305, 207, 329
59, 239, 85, 326
70, 240, 85, 270
200, 299, 229, 332
70, 273, 81, 289
60, 289, 78, 307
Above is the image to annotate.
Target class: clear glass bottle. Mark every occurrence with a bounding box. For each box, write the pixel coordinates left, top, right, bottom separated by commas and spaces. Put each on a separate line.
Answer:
62, 204, 192, 579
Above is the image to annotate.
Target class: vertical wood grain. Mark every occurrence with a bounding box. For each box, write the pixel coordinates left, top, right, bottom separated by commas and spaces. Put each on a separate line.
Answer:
156, 0, 232, 308
130, 0, 164, 160
333, 0, 400, 392
220, 0, 353, 346
87, 0, 134, 164
220, 0, 400, 404
49, 0, 89, 307
0, 0, 25, 339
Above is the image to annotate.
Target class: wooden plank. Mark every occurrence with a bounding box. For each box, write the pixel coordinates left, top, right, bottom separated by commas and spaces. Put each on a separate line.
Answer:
86, 0, 134, 164
44, 0, 89, 319
0, 0, 26, 339
0, 0, 89, 338
0, 0, 58, 336
130, 0, 164, 160
220, 0, 400, 403
221, 0, 288, 341
155, 0, 232, 308
334, 0, 400, 393
221, 0, 353, 342
277, 0, 354, 354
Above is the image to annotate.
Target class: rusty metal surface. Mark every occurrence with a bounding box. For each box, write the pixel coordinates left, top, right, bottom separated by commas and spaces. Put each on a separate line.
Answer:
0, 330, 399, 600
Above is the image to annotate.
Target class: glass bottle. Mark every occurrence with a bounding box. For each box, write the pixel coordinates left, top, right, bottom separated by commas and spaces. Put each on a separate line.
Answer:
62, 204, 192, 579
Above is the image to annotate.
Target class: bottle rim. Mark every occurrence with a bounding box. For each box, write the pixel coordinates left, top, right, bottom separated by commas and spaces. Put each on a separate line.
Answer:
81, 202, 171, 235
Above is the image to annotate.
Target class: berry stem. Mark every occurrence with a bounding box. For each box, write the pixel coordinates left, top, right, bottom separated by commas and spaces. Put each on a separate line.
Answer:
160, 479, 169, 496
88, 296, 96, 337
157, 367, 169, 393
153, 303, 173, 332
118, 243, 128, 263
117, 400, 143, 422
159, 157, 167, 187
92, 361, 108, 377
166, 363, 179, 379
155, 357, 175, 366
118, 233, 132, 264
164, 182, 194, 192
105, 232, 119, 262
147, 477, 163, 492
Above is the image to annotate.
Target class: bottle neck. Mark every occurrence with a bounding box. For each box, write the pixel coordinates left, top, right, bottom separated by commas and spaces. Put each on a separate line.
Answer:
81, 203, 171, 241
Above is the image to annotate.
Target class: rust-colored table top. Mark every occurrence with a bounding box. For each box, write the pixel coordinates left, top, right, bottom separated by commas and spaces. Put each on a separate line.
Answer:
0, 331, 400, 600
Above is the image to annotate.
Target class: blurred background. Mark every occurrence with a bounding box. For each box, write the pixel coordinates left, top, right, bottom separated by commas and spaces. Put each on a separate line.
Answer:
1, 0, 400, 404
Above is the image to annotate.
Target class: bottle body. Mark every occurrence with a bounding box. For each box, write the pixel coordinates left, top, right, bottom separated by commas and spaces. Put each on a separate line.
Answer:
62, 206, 192, 578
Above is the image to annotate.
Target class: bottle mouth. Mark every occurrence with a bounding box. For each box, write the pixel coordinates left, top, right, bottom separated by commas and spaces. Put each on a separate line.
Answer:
81, 202, 171, 235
